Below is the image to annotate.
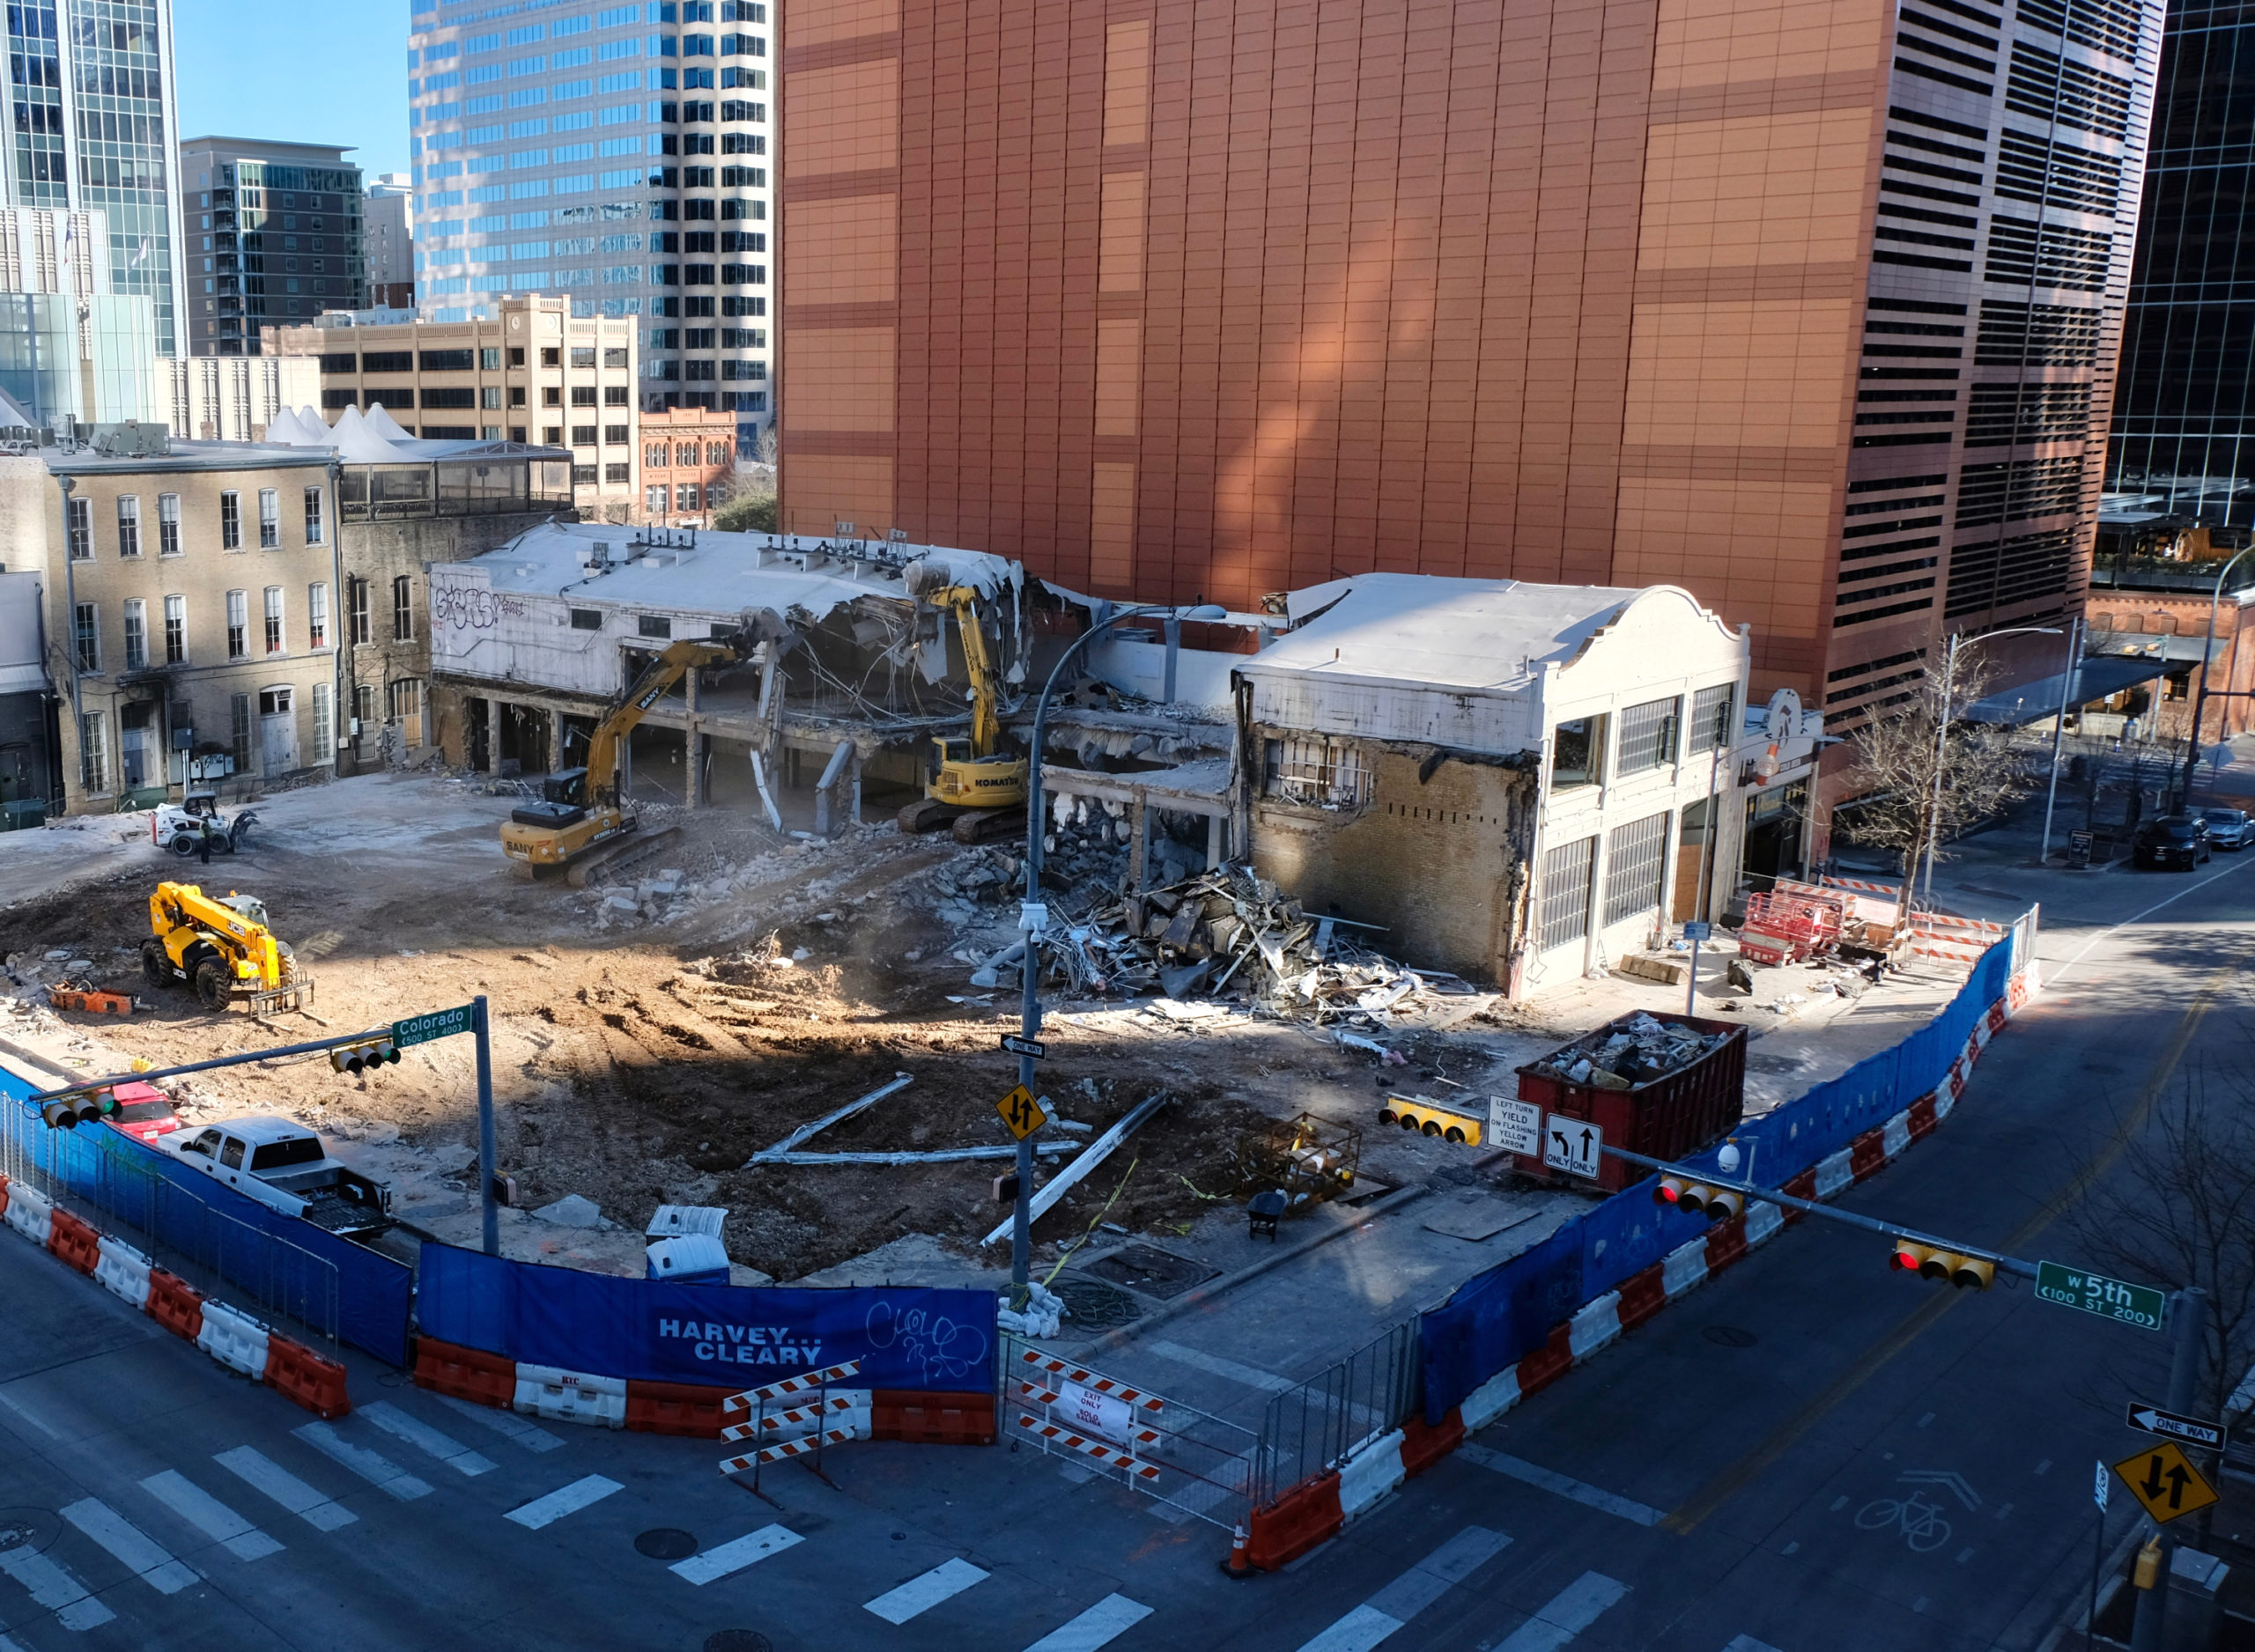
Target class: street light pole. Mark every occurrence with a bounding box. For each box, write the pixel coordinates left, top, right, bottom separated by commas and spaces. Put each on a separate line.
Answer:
2178, 546, 2255, 808
2040, 616, 2082, 865
1012, 599, 1223, 1290
2131, 1287, 2210, 1652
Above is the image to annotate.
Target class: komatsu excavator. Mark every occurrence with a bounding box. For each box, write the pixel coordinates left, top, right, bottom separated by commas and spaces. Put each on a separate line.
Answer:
897, 567, 1028, 842
500, 636, 741, 881
143, 882, 314, 1014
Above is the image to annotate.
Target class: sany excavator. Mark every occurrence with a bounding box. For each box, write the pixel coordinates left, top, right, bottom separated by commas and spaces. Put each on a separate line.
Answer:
143, 882, 314, 1014
897, 566, 1028, 842
501, 635, 741, 882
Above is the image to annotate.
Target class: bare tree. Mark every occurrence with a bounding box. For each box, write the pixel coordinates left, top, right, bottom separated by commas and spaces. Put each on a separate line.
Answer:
2072, 1068, 2255, 1428
1840, 658, 2031, 909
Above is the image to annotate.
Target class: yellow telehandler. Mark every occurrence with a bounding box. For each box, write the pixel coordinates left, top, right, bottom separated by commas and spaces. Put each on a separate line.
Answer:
142, 882, 314, 1014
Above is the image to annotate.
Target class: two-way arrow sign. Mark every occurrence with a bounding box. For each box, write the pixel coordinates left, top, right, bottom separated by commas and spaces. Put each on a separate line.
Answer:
2112, 1442, 2220, 1523
2125, 1400, 2226, 1451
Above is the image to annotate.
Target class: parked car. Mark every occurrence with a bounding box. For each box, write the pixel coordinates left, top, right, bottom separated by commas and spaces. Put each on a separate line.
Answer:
2133, 815, 2212, 870
162, 1116, 392, 1235
2201, 807, 2251, 851
101, 1080, 181, 1143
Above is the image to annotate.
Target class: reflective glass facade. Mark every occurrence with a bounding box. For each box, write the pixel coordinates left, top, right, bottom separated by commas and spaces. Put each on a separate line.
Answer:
2108, 0, 2255, 524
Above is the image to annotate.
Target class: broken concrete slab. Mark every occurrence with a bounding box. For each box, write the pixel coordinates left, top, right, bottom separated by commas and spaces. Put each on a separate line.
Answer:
531, 1192, 606, 1228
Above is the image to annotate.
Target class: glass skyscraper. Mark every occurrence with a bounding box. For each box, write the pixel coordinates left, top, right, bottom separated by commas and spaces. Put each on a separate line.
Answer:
405, 0, 771, 457
2108, 0, 2255, 523
1, 0, 186, 356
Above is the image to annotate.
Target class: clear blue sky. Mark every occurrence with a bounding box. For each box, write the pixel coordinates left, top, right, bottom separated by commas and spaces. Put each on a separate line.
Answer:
173, 0, 412, 181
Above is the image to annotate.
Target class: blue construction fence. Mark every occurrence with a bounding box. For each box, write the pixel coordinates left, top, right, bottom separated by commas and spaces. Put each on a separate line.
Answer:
1419, 936, 2015, 1423
0, 1066, 412, 1367
419, 1242, 1001, 1393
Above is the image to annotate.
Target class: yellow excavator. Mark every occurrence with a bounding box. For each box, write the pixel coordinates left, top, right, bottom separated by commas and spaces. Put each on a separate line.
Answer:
898, 575, 1028, 841
501, 636, 741, 881
142, 882, 314, 1014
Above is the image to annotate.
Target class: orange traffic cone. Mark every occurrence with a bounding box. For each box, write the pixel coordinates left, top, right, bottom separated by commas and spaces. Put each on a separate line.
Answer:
1221, 1521, 1253, 1578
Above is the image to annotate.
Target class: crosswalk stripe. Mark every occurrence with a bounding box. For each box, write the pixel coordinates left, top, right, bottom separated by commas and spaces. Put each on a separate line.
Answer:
1459, 1444, 1664, 1527
0, 1543, 116, 1630
1294, 1525, 1512, 1652
292, 1422, 433, 1501
430, 1391, 566, 1452
359, 1401, 498, 1476
141, 1470, 283, 1561
865, 1558, 990, 1625
1724, 1639, 1784, 1652
1024, 1594, 1154, 1652
1146, 1339, 1294, 1393
60, 1498, 198, 1595
505, 1474, 625, 1530
1494, 1572, 1629, 1652
214, 1446, 358, 1531
670, 1524, 803, 1585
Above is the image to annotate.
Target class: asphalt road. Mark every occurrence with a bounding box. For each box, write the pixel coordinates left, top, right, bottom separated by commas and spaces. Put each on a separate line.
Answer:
1, 849, 2246, 1650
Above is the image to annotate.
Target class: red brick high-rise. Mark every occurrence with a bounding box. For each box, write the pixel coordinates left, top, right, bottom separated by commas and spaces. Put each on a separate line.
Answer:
778, 0, 2162, 725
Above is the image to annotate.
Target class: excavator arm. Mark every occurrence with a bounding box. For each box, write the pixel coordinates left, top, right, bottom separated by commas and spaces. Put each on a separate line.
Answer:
933, 586, 1002, 757
583, 638, 739, 806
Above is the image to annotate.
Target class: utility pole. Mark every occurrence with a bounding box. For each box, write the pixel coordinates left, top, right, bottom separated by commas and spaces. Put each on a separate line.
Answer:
2131, 1287, 2208, 1652
475, 994, 499, 1257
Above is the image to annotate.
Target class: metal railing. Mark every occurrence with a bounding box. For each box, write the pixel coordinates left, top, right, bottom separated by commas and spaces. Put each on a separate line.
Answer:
1253, 1318, 1422, 1505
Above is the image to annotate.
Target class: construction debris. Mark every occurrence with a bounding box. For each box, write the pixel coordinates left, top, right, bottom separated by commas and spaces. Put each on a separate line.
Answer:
747, 1073, 914, 1164
1530, 1012, 1732, 1090
978, 1093, 1169, 1246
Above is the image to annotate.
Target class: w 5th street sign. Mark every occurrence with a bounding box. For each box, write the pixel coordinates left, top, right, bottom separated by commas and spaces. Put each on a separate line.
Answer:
2035, 1262, 2165, 1331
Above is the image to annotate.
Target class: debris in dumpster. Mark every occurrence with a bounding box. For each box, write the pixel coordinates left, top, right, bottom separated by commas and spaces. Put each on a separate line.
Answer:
1532, 1011, 1733, 1091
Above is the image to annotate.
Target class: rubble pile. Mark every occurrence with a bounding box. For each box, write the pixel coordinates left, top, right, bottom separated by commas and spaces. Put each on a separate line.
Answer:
1533, 1012, 1730, 1091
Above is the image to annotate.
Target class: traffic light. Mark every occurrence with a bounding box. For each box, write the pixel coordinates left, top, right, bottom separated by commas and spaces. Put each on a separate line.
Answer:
1889, 1240, 1994, 1290
40, 1088, 110, 1130
329, 1035, 400, 1075
1652, 1176, 1745, 1221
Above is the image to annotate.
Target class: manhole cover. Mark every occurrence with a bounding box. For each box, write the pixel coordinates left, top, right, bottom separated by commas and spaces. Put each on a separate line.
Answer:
1745, 1053, 1807, 1074
636, 1528, 699, 1560
1083, 1243, 1221, 1301
703, 1634, 773, 1652
1702, 1325, 1758, 1347
1052, 1276, 1141, 1328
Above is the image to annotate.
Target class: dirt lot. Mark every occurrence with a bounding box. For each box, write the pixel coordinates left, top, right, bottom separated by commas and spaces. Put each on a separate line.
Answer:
0, 773, 1526, 1280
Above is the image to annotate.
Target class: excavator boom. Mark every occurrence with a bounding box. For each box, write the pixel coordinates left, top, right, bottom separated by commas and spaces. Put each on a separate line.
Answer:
583, 638, 739, 806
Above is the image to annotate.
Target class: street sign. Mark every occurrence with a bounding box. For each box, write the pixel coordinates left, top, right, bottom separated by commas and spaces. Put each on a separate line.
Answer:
1488, 1096, 1542, 1156
2035, 1262, 2167, 1331
1683, 921, 1712, 942
2113, 1442, 2219, 1524
994, 1084, 1048, 1140
2125, 1402, 2226, 1451
1543, 1115, 1604, 1179
394, 1003, 474, 1049
1000, 1034, 1047, 1059
2094, 1459, 2109, 1512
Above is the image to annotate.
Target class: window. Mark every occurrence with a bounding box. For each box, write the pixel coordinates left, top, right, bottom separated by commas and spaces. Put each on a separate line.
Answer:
572, 424, 598, 446
231, 693, 251, 771
420, 348, 476, 371
543, 387, 563, 406
116, 495, 141, 557
312, 681, 334, 755
570, 345, 595, 367
393, 575, 414, 641
304, 486, 324, 544
646, 483, 668, 513
604, 461, 631, 483
570, 607, 603, 631
66, 496, 90, 560
480, 346, 501, 370
481, 386, 503, 409
260, 687, 292, 718
387, 677, 424, 720
164, 595, 186, 664
226, 589, 248, 660
122, 598, 147, 669
638, 614, 673, 638
706, 440, 728, 464
541, 346, 560, 366
353, 683, 375, 726
604, 424, 629, 446
571, 385, 597, 406
72, 601, 97, 670
604, 385, 629, 406
1552, 717, 1604, 788
158, 493, 181, 556
1689, 683, 1736, 754
264, 587, 285, 654
1602, 812, 1671, 926
604, 346, 628, 368
258, 489, 279, 548
307, 583, 329, 649
646, 441, 669, 467
1616, 697, 1680, 776
349, 578, 371, 644
1539, 835, 1597, 952
78, 712, 108, 795
220, 490, 241, 549
675, 482, 700, 511
1260, 734, 1371, 806
675, 440, 697, 464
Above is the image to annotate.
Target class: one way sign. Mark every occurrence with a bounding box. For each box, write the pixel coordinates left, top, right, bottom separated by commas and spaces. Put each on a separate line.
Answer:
2126, 1400, 2226, 1451
1543, 1115, 1605, 1180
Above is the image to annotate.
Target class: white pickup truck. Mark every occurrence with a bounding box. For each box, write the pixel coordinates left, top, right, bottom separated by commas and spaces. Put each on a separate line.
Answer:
164, 1116, 393, 1236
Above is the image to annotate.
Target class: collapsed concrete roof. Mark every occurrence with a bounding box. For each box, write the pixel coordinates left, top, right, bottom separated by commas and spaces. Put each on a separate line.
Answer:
1251, 573, 1647, 691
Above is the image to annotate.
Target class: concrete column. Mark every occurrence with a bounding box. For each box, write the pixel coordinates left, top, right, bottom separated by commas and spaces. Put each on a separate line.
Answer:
1130, 795, 1149, 890
688, 722, 707, 808
850, 749, 863, 826
486, 698, 504, 774
1205, 810, 1224, 871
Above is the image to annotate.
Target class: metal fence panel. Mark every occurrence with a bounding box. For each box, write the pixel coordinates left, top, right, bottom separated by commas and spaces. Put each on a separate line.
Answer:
1254, 1319, 1421, 1504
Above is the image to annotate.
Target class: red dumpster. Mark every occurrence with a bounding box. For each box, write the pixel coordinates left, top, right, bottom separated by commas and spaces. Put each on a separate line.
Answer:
1512, 1011, 1747, 1193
